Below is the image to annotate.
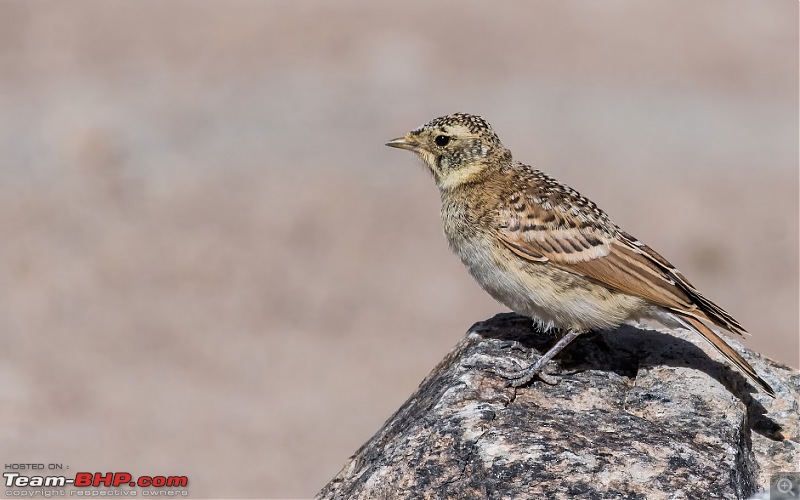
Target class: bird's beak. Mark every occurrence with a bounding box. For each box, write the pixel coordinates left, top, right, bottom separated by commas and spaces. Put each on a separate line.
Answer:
385, 135, 419, 152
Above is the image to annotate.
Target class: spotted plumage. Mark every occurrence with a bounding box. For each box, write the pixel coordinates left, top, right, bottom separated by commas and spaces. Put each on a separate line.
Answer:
386, 112, 774, 397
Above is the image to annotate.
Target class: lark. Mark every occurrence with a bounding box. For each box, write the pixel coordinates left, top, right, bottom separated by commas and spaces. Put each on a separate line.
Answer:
386, 112, 775, 397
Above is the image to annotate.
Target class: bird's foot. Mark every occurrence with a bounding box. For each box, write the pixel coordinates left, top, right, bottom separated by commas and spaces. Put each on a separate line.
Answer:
491, 355, 559, 387
486, 329, 581, 387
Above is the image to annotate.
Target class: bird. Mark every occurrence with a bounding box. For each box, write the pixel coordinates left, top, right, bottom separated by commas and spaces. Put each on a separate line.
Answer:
386, 112, 775, 397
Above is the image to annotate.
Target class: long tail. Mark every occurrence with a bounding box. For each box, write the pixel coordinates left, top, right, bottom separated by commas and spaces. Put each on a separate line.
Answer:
678, 315, 775, 397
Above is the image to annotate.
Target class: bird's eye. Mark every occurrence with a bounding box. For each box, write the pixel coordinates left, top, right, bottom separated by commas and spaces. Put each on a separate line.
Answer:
434, 135, 451, 147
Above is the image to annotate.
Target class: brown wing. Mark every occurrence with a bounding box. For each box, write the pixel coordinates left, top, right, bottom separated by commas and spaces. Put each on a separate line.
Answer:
495, 178, 747, 337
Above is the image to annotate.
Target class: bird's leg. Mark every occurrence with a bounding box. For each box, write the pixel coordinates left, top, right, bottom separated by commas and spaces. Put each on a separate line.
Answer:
492, 329, 584, 387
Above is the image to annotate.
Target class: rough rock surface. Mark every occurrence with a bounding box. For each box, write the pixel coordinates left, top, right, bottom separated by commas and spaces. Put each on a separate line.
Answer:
318, 313, 799, 499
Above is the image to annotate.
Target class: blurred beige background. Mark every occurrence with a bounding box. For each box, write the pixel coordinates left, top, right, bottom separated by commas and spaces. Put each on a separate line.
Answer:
0, 1, 797, 498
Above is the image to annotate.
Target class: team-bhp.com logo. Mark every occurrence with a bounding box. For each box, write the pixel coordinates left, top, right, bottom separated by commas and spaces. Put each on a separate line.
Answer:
5, 471, 188, 494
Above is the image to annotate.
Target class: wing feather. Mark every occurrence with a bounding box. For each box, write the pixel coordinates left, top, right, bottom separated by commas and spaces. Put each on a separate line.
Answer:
496, 182, 747, 337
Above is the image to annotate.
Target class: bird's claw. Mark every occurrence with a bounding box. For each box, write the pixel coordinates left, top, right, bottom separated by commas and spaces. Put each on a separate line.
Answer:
490, 356, 560, 387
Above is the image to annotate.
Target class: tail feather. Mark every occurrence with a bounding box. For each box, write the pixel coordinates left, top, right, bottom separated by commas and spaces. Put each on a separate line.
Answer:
679, 315, 775, 398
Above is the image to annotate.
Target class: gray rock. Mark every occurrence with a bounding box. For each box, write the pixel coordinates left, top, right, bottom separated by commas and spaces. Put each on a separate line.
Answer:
317, 313, 799, 500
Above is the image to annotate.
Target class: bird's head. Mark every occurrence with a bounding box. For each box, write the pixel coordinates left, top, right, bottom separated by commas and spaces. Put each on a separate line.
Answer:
386, 113, 510, 189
